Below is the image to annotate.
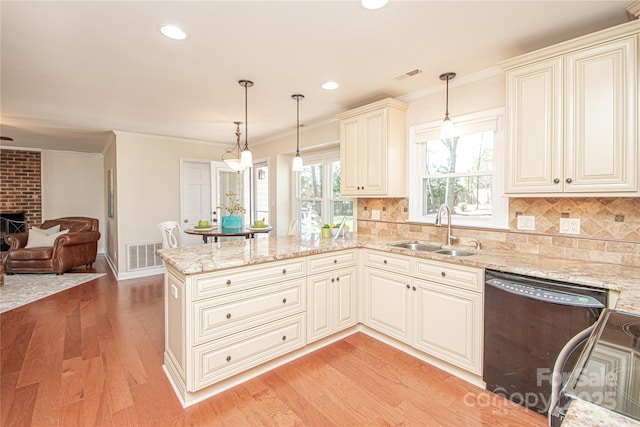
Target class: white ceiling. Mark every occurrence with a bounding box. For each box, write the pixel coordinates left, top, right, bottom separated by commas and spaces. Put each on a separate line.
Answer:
0, 0, 634, 153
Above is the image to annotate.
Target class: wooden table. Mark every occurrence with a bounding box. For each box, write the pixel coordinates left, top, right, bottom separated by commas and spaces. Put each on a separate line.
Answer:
184, 226, 272, 243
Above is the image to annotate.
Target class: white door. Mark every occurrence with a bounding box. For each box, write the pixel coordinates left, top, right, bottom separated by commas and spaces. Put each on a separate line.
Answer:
181, 161, 212, 246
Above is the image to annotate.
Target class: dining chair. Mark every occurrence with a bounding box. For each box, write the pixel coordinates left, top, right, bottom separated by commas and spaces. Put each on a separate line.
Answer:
158, 221, 183, 248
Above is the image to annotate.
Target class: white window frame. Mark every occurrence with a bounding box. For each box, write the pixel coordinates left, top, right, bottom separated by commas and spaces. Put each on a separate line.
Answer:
292, 152, 355, 233
408, 107, 508, 229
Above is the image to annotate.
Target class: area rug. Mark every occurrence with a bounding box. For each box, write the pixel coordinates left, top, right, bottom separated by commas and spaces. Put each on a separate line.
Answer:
0, 273, 106, 313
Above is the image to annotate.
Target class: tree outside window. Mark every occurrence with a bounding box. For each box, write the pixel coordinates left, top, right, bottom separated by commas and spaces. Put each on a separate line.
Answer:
296, 155, 354, 235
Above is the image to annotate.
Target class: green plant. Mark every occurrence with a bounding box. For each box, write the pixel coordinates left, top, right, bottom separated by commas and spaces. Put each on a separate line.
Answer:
217, 192, 246, 216
322, 224, 330, 229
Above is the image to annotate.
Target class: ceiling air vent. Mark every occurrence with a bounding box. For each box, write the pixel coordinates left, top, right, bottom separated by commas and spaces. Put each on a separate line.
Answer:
394, 68, 422, 80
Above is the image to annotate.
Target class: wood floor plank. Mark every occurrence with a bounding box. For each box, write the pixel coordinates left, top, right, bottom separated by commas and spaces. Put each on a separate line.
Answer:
0, 257, 547, 426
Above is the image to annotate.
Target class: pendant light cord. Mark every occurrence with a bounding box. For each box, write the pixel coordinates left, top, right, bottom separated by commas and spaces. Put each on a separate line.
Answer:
244, 83, 248, 151
296, 96, 300, 155
445, 77, 449, 117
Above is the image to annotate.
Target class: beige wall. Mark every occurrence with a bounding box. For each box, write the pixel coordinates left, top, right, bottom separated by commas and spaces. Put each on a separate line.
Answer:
113, 131, 227, 275
41, 149, 105, 252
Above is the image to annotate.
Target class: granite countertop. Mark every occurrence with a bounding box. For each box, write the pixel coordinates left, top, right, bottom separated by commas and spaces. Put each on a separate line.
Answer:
157, 233, 640, 426
157, 233, 640, 315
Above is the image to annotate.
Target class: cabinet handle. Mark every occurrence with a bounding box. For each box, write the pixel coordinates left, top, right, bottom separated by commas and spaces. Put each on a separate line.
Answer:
566, 178, 573, 184
226, 279, 231, 285
441, 271, 446, 277
282, 268, 287, 274
282, 298, 287, 304
406, 284, 410, 289
282, 335, 287, 341
226, 313, 231, 319
226, 355, 231, 362
383, 260, 388, 264
553, 178, 560, 184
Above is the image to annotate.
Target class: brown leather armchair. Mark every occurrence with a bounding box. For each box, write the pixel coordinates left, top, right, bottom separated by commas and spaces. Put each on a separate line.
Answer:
3, 217, 100, 275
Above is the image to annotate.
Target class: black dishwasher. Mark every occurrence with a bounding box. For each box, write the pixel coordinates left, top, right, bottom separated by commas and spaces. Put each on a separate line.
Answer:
483, 269, 607, 416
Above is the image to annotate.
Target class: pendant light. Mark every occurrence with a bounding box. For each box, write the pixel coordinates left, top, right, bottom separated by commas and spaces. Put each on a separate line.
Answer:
239, 80, 254, 168
439, 72, 456, 140
291, 94, 304, 172
222, 121, 246, 173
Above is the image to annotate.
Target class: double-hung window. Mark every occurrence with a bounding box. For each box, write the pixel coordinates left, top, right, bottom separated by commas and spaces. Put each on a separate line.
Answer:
408, 107, 508, 229
295, 154, 354, 235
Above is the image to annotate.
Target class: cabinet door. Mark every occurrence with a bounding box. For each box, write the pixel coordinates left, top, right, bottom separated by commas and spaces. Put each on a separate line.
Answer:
412, 279, 482, 374
340, 116, 361, 195
360, 108, 387, 195
307, 272, 333, 342
363, 268, 411, 343
505, 57, 564, 193
564, 35, 637, 193
334, 267, 357, 332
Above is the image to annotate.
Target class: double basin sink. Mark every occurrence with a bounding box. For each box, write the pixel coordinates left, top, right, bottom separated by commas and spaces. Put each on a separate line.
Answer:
389, 241, 477, 257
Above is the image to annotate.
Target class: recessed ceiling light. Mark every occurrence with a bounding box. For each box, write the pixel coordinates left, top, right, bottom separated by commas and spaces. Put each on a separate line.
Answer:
361, 0, 389, 10
321, 81, 339, 91
160, 24, 187, 40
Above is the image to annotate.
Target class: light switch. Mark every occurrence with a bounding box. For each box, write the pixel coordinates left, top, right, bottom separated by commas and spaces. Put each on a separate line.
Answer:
516, 215, 535, 231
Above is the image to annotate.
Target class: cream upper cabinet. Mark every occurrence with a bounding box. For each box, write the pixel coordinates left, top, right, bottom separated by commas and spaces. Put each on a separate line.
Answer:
338, 98, 408, 197
503, 23, 638, 196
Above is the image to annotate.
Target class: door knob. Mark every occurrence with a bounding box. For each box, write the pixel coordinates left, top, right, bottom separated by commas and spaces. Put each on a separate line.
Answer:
183, 219, 188, 223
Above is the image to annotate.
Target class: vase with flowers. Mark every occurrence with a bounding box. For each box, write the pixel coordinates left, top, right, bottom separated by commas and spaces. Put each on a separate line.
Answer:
217, 192, 246, 232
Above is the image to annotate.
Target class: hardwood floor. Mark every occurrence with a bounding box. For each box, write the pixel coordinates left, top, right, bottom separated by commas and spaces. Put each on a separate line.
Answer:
1, 256, 546, 426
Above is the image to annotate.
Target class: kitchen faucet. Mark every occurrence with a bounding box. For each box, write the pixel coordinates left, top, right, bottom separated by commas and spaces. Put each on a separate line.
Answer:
435, 203, 458, 246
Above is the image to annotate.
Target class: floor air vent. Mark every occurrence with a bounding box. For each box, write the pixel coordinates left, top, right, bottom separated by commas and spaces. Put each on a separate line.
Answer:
127, 242, 163, 271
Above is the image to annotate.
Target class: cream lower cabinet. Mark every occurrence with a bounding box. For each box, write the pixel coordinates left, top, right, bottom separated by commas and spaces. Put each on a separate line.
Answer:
307, 250, 358, 343
412, 279, 482, 374
362, 267, 412, 344
362, 249, 484, 375
164, 257, 307, 400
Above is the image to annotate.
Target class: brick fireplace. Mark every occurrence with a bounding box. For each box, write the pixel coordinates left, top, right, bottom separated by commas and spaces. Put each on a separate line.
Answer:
0, 149, 42, 226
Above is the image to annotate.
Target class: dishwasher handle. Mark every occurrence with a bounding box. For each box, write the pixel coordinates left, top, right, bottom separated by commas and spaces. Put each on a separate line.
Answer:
485, 278, 605, 308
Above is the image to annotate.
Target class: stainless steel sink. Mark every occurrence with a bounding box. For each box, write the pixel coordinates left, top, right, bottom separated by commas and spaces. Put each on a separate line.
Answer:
434, 248, 477, 257
389, 242, 442, 252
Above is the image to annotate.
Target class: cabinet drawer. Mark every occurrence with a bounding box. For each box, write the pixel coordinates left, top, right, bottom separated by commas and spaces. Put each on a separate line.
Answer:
192, 258, 306, 300
307, 249, 357, 274
415, 259, 483, 292
362, 249, 413, 275
191, 314, 305, 391
193, 278, 305, 345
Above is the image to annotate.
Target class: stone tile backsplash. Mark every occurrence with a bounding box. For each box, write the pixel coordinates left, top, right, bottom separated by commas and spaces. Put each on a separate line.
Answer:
356, 197, 640, 267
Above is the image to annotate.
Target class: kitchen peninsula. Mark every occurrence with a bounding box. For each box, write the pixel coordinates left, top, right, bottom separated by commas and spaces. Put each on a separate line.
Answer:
157, 234, 640, 425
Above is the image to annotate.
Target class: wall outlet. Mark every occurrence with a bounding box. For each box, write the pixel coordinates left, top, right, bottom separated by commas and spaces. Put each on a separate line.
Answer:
516, 215, 535, 231
372, 209, 381, 220
559, 218, 581, 235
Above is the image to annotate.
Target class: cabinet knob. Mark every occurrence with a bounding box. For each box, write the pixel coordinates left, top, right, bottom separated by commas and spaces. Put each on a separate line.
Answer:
282, 268, 287, 274
331, 278, 335, 283
441, 271, 446, 277
553, 178, 560, 184
226, 279, 231, 285
336, 277, 340, 282
383, 260, 388, 264
282, 335, 287, 341
226, 313, 231, 319
334, 259, 338, 264
282, 298, 287, 304
566, 178, 573, 184
226, 355, 231, 362
412, 286, 416, 291
406, 284, 410, 289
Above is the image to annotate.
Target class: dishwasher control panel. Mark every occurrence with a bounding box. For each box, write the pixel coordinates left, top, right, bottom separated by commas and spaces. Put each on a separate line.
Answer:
486, 278, 604, 308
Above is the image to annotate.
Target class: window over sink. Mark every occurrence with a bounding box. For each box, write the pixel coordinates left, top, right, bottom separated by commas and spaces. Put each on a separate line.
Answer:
408, 107, 508, 229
